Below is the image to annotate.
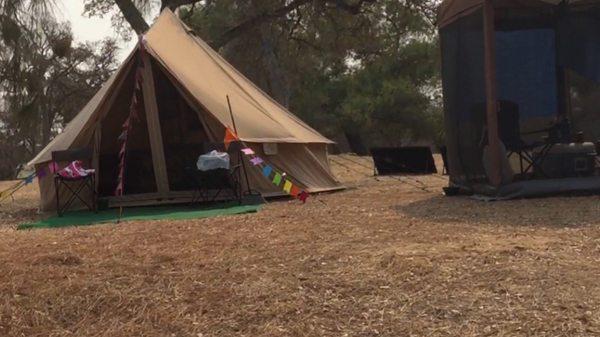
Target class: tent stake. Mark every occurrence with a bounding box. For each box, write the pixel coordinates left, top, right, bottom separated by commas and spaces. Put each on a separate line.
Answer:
117, 206, 123, 224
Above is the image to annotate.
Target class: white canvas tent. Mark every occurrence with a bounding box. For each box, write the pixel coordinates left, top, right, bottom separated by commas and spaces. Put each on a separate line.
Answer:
29, 9, 342, 211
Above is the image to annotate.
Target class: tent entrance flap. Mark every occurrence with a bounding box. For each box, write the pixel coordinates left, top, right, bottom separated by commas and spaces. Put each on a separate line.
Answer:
141, 51, 170, 195
98, 53, 223, 198
152, 59, 216, 192
98, 59, 158, 198
440, 9, 488, 186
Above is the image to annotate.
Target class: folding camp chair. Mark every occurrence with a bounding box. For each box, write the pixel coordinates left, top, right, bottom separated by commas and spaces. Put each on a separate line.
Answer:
185, 142, 243, 205
497, 101, 535, 174
495, 100, 554, 178
52, 148, 97, 216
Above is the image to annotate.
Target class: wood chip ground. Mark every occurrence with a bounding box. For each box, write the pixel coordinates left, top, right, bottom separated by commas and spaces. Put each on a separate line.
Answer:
1, 155, 599, 336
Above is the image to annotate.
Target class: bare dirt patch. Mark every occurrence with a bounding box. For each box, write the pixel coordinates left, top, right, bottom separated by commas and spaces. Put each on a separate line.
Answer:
1, 155, 600, 336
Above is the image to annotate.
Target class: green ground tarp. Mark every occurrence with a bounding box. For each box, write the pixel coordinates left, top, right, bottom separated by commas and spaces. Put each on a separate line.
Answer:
18, 203, 261, 230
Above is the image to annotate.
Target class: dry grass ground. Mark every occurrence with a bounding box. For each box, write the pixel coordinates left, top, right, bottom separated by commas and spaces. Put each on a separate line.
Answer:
1, 155, 600, 336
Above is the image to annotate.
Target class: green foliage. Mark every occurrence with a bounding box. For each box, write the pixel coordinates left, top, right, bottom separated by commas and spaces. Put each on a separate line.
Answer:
0, 4, 119, 179
180, 0, 442, 150
339, 39, 442, 144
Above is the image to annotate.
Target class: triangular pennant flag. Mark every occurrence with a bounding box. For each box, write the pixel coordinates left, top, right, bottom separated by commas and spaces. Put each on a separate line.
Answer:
115, 180, 124, 197
283, 180, 293, 194
118, 130, 128, 141
262, 165, 273, 177
241, 148, 255, 155
224, 127, 239, 150
24, 174, 35, 185
48, 162, 59, 174
298, 191, 309, 203
36, 167, 47, 179
250, 157, 264, 166
272, 172, 282, 186
290, 185, 300, 197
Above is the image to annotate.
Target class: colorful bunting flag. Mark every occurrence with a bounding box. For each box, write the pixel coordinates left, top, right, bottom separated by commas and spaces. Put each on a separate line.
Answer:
24, 174, 34, 185
241, 148, 255, 155
298, 191, 309, 203
115, 181, 123, 197
250, 157, 264, 166
118, 130, 128, 141
36, 167, 47, 179
272, 172, 282, 186
222, 127, 308, 203
283, 180, 293, 194
262, 165, 273, 177
115, 46, 145, 197
48, 162, 59, 174
224, 127, 239, 150
290, 185, 300, 197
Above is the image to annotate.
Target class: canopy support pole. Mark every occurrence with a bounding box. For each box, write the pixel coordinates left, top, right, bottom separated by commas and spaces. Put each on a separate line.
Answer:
483, 1, 502, 187
227, 95, 252, 195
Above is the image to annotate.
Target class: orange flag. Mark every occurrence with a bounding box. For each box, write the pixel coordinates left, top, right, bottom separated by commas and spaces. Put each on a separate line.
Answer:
290, 185, 300, 197
224, 127, 239, 150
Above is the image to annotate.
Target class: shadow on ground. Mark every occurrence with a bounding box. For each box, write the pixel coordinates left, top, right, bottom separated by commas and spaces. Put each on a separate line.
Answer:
395, 194, 600, 228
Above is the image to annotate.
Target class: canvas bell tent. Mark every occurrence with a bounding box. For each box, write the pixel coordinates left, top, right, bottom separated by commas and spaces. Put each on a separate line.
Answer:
29, 9, 342, 211
439, 0, 600, 198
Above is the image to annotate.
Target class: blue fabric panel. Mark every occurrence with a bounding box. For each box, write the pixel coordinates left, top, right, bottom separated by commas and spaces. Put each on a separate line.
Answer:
496, 29, 558, 119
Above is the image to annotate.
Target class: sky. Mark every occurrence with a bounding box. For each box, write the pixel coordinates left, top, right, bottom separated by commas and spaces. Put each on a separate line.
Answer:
55, 1, 139, 60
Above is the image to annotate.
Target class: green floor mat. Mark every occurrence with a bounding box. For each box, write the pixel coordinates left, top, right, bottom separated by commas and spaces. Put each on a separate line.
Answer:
18, 203, 261, 230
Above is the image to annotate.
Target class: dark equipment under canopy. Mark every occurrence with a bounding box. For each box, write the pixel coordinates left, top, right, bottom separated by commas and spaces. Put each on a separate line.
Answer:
439, 0, 600, 198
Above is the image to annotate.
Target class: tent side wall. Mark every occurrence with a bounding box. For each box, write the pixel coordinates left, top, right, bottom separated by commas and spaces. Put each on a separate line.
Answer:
243, 143, 341, 196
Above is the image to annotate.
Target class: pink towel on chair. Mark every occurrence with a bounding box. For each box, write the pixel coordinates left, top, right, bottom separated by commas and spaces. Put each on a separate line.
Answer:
57, 160, 95, 179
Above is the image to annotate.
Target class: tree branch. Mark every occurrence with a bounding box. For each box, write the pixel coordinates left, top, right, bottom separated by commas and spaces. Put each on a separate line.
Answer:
213, 0, 311, 48
112, 0, 377, 48
331, 0, 377, 14
212, 0, 377, 48
161, 0, 203, 10
114, 0, 149, 34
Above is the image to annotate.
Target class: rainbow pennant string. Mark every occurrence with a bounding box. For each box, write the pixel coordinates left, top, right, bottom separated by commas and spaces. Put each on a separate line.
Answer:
240, 147, 309, 203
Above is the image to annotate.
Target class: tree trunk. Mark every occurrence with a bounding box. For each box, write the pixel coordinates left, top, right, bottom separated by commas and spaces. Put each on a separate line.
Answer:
114, 0, 150, 35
